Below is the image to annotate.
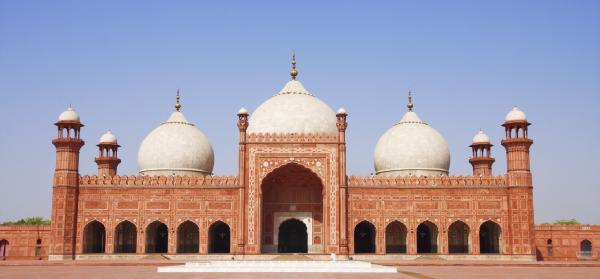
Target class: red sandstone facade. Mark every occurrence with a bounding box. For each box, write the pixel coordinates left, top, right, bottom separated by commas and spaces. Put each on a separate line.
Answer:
1, 105, 598, 262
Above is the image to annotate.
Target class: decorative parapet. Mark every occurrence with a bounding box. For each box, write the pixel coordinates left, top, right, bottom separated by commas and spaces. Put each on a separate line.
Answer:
347, 175, 508, 187
534, 224, 600, 231
246, 132, 338, 143
79, 175, 238, 187
0, 224, 51, 230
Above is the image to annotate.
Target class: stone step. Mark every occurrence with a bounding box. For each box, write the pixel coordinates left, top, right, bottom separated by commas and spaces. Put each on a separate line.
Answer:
159, 260, 397, 273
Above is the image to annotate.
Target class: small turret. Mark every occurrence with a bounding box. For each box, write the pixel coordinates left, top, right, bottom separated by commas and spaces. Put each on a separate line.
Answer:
469, 130, 495, 176
95, 130, 121, 176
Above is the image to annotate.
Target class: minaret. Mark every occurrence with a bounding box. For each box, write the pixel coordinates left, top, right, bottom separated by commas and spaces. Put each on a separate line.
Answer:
501, 106, 535, 256
469, 130, 495, 176
50, 106, 84, 260
95, 131, 121, 176
501, 107, 533, 185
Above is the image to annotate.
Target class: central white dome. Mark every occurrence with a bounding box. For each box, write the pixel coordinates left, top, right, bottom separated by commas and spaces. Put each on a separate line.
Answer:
247, 79, 337, 135
374, 110, 451, 177
138, 111, 214, 176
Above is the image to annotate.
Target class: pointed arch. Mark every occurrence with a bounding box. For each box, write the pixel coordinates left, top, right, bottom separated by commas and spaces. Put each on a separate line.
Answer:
479, 221, 501, 254
208, 221, 230, 254
385, 221, 407, 253
145, 221, 168, 253
448, 221, 470, 253
177, 221, 199, 253
354, 220, 376, 253
114, 220, 137, 253
83, 220, 106, 253
417, 221, 438, 253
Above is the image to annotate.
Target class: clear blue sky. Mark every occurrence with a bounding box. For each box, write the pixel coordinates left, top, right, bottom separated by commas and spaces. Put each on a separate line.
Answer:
0, 1, 599, 224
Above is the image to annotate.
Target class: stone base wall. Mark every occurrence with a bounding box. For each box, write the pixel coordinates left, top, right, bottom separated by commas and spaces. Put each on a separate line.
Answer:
535, 224, 600, 261
0, 225, 50, 259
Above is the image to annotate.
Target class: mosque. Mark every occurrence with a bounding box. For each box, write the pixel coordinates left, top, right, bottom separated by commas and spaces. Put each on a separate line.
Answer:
0, 56, 598, 261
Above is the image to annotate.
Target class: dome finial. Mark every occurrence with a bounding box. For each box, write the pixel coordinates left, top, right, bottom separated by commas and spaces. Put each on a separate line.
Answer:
175, 89, 181, 111
407, 89, 414, 111
290, 50, 298, 80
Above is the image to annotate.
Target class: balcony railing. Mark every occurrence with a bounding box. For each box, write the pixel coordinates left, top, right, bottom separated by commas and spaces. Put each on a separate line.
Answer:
576, 251, 597, 259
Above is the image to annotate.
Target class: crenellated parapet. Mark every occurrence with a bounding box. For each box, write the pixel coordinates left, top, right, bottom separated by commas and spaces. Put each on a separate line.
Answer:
347, 174, 507, 187
79, 174, 239, 187
246, 132, 338, 143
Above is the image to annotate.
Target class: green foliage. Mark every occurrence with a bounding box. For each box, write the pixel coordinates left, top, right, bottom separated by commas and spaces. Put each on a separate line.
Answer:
2, 216, 51, 225
553, 218, 580, 225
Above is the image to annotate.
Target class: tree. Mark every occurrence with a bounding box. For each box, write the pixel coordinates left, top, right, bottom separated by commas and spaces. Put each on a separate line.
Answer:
2, 216, 51, 225
553, 218, 580, 225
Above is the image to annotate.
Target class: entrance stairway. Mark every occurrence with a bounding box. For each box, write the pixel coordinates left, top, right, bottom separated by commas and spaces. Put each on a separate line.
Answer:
158, 260, 398, 273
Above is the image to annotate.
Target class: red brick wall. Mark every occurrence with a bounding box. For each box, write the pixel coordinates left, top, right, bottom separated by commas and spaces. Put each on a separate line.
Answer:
535, 224, 600, 261
0, 225, 50, 259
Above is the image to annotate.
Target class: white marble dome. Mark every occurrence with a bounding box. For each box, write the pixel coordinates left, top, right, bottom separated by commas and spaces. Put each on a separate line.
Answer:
374, 111, 451, 177
99, 130, 117, 144
247, 79, 337, 135
138, 111, 214, 176
505, 106, 527, 121
472, 130, 490, 144
58, 106, 80, 122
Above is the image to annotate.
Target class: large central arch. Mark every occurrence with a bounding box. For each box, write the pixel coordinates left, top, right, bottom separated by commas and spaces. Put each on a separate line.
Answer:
261, 163, 324, 253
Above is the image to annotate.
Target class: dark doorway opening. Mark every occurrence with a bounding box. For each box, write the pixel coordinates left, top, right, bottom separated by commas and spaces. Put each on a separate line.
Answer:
146, 221, 168, 253
0, 239, 8, 257
83, 221, 105, 253
448, 221, 470, 253
417, 221, 438, 253
385, 221, 407, 253
209, 221, 230, 253
479, 221, 501, 254
115, 221, 137, 253
278, 218, 308, 253
177, 221, 199, 253
354, 221, 376, 253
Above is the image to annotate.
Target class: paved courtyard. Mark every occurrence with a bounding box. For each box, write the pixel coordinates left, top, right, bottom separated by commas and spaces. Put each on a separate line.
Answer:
0, 264, 599, 279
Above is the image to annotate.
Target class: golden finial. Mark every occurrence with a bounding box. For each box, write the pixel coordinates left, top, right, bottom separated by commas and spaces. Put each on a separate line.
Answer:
175, 89, 181, 111
290, 51, 298, 80
407, 89, 414, 111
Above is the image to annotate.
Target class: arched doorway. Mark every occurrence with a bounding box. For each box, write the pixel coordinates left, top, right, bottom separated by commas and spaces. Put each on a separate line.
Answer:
35, 239, 42, 257
115, 221, 137, 253
580, 240, 592, 257
208, 221, 230, 253
417, 221, 438, 253
261, 163, 323, 253
354, 221, 376, 253
479, 221, 501, 254
385, 221, 407, 253
278, 218, 308, 253
0, 239, 8, 257
448, 221, 470, 253
83, 221, 105, 253
177, 221, 199, 253
145, 221, 168, 253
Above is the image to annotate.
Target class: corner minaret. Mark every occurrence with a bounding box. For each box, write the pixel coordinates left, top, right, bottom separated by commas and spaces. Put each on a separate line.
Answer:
501, 107, 533, 185
50, 106, 85, 260
501, 106, 535, 256
469, 130, 495, 176
95, 131, 121, 176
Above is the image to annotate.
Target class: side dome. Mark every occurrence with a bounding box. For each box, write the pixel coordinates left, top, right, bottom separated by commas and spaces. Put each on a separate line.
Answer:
137, 110, 214, 176
374, 96, 450, 177
247, 79, 337, 134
